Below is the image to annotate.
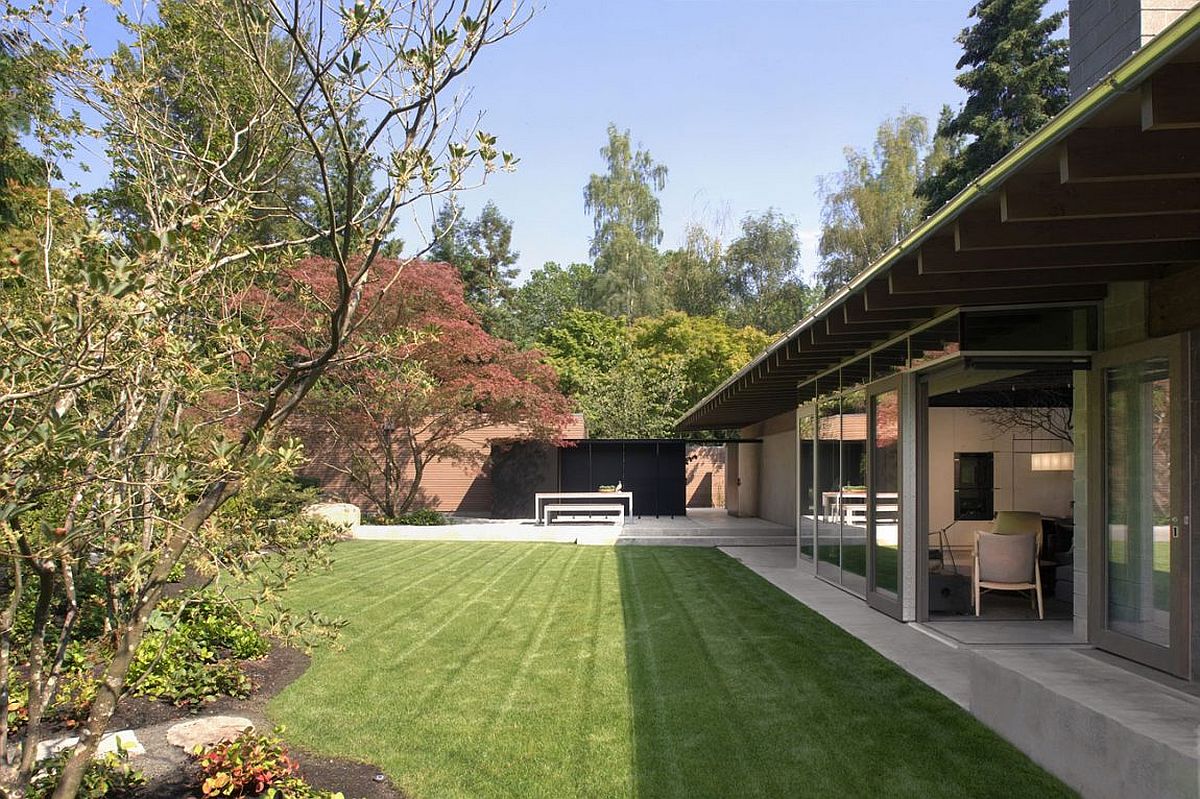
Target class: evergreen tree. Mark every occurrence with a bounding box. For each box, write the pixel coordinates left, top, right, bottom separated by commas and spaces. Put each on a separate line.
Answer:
918, 0, 1068, 212
430, 197, 519, 313
309, 98, 395, 258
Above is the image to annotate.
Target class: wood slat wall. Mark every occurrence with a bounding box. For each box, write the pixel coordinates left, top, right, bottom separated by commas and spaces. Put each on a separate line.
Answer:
289, 415, 586, 516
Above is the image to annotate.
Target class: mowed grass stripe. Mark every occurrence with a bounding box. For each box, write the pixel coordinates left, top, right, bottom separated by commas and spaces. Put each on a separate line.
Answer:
272, 544, 633, 799
271, 543, 1072, 799
341, 543, 541, 655
287, 541, 451, 606
278, 543, 551, 722
566, 546, 632, 798
623, 549, 1072, 799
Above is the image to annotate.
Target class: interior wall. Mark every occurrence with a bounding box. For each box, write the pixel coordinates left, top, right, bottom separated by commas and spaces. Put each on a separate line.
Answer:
928, 407, 1074, 549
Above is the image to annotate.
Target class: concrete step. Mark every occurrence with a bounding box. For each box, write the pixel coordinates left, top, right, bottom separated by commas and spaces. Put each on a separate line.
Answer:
970, 647, 1200, 799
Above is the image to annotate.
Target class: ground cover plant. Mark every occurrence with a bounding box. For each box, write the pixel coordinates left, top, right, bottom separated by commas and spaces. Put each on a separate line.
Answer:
270, 542, 1073, 798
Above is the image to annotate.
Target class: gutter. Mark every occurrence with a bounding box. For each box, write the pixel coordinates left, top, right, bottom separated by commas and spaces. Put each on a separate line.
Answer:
675, 4, 1200, 431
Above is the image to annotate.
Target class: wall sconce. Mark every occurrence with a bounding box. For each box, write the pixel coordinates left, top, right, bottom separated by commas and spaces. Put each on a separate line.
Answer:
1031, 451, 1074, 471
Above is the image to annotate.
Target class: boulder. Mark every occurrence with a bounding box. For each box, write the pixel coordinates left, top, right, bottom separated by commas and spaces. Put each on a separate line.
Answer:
302, 502, 361, 529
166, 716, 255, 752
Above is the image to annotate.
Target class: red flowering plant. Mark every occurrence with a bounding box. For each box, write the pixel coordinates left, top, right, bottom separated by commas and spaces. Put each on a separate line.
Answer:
194, 728, 325, 798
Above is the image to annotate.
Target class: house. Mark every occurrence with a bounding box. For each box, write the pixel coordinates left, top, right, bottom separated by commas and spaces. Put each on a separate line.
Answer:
677, 2, 1200, 796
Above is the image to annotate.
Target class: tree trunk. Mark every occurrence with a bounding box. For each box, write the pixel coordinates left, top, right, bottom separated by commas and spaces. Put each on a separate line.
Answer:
398, 458, 426, 514
48, 481, 232, 799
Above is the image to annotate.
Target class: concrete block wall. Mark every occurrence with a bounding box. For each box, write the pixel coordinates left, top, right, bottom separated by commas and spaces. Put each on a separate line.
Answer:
1103, 281, 1149, 348
1069, 0, 1199, 98
1070, 0, 1143, 97
970, 648, 1200, 799
1141, 0, 1200, 43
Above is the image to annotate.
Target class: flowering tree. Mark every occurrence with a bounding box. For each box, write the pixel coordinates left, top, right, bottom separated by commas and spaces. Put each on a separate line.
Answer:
285, 258, 574, 519
0, 0, 528, 794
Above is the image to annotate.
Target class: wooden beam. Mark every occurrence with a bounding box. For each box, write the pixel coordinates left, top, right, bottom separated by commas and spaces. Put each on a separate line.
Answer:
864, 276, 1105, 310
1141, 63, 1200, 131
891, 258, 1171, 293
825, 313, 903, 337
1001, 174, 1200, 221
954, 211, 1200, 250
1060, 127, 1200, 182
920, 236, 1200, 273
842, 292, 933, 323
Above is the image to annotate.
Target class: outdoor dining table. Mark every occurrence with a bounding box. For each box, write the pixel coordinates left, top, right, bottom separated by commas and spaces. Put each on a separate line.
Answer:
535, 491, 634, 524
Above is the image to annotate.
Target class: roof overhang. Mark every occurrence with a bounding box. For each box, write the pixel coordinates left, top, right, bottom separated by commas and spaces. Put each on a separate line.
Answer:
677, 6, 1200, 432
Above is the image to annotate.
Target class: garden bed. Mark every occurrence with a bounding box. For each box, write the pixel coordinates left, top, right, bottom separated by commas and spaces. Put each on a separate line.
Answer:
112, 643, 404, 799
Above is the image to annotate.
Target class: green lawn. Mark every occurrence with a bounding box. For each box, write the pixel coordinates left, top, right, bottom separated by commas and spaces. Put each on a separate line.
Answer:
269, 542, 1072, 798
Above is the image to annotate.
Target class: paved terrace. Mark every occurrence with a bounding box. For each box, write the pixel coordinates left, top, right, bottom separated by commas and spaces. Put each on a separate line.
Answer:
354, 507, 795, 547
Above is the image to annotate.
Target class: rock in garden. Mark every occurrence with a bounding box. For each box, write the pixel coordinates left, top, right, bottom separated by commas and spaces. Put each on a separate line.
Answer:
34, 730, 144, 761
166, 716, 255, 751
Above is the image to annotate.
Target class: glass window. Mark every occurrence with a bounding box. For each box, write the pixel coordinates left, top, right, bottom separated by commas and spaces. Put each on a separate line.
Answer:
815, 379, 842, 578
871, 340, 908, 381
840, 388, 868, 593
798, 407, 815, 561
1105, 357, 1171, 647
871, 389, 901, 597
910, 317, 961, 369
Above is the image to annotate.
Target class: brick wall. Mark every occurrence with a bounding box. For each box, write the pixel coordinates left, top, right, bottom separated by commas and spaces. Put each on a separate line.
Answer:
686, 446, 726, 508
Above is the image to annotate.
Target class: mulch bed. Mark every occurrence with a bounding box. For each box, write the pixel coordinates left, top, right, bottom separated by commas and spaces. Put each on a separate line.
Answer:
118, 644, 404, 799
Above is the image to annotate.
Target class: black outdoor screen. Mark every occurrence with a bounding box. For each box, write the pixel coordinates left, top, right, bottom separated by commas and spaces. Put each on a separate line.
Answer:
558, 440, 687, 518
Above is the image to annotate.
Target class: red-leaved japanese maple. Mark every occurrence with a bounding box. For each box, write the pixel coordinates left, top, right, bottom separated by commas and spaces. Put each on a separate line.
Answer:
274, 257, 574, 518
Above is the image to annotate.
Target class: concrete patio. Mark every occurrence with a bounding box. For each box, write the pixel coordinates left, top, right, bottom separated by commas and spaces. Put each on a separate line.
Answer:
354, 507, 794, 547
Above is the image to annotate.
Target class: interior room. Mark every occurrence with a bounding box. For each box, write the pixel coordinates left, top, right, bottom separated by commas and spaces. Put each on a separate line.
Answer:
924, 369, 1076, 622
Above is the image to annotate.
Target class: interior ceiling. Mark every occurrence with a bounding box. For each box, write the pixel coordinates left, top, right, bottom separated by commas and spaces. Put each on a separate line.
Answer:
928, 370, 1074, 408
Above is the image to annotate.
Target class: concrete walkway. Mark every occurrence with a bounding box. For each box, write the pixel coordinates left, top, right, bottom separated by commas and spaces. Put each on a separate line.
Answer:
720, 545, 973, 707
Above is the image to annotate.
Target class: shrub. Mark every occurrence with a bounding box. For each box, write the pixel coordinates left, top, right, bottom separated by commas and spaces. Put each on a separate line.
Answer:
7, 644, 102, 732
194, 728, 344, 799
27, 748, 145, 799
127, 592, 269, 705
391, 508, 446, 526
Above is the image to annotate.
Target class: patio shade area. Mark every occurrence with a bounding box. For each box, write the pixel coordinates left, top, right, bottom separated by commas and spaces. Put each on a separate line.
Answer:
269, 541, 1071, 798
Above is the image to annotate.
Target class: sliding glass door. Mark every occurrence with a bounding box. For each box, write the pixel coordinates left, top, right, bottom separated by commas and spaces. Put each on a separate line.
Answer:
867, 378, 903, 618
1090, 336, 1188, 676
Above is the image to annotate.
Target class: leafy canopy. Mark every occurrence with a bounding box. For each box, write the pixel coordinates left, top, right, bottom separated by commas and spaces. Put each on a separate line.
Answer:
817, 111, 952, 295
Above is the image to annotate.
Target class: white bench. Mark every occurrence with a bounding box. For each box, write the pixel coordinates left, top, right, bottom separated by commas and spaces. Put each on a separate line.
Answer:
543, 503, 625, 526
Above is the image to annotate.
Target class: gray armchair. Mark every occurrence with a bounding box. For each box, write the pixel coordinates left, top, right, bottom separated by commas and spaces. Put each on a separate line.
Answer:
973, 529, 1044, 619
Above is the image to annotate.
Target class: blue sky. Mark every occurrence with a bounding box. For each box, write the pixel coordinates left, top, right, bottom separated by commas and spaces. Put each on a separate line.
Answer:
68, 0, 1067, 283
429, 0, 1065, 282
